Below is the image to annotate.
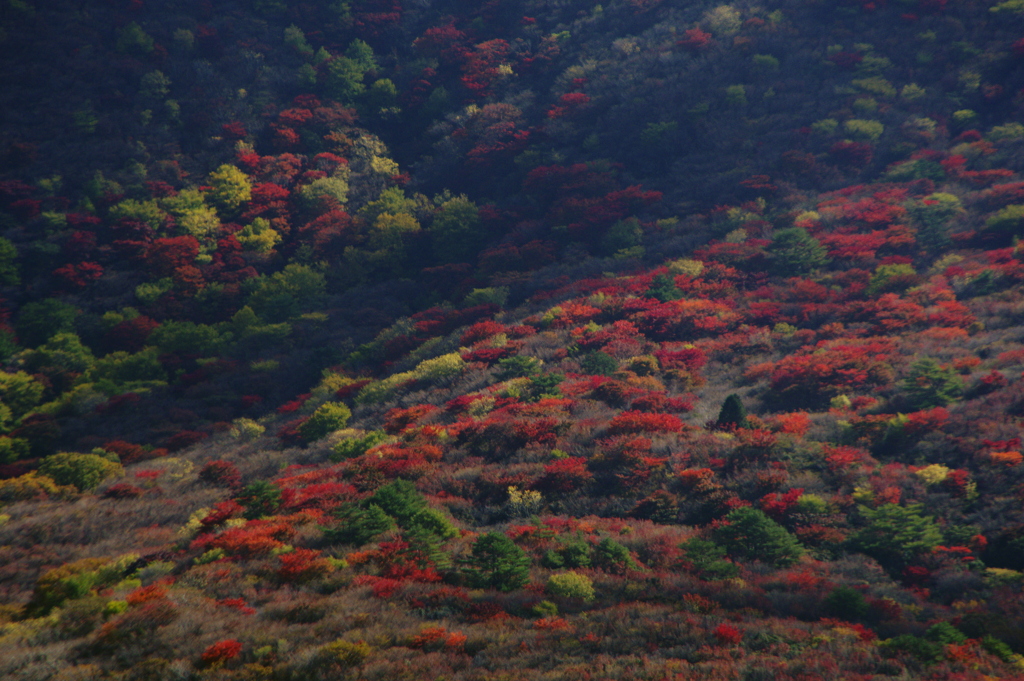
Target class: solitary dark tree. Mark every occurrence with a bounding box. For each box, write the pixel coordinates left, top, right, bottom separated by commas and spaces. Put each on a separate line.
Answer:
716, 393, 749, 429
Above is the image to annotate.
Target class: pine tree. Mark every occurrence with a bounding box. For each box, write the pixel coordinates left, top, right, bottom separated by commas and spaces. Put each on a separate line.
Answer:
903, 357, 963, 410
713, 507, 804, 567
716, 393, 749, 429
466, 532, 531, 592
767, 227, 828, 275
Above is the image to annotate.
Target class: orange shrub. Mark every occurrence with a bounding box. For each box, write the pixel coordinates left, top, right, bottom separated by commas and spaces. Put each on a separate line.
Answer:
770, 411, 812, 436
125, 582, 169, 606
988, 451, 1023, 466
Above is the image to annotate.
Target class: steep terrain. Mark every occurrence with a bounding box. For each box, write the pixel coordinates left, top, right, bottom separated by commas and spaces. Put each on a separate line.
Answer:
3, 0, 1024, 679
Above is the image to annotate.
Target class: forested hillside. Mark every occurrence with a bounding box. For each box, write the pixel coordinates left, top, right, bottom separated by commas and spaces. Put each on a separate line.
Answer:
3, 1, 1024, 679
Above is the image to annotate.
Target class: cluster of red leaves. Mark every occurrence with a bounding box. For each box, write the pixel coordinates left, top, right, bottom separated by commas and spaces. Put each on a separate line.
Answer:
191, 520, 295, 558
201, 639, 242, 666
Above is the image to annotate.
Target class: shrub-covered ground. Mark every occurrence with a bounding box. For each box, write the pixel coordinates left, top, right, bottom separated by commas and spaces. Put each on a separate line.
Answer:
4, 0, 1024, 679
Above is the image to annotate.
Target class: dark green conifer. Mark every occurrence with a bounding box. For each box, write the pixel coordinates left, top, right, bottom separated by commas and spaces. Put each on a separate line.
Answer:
716, 393, 749, 429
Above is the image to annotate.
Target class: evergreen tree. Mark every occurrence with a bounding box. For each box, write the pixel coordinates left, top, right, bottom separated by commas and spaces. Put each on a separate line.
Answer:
237, 480, 282, 519
902, 357, 963, 410
367, 479, 427, 524
647, 274, 683, 302
713, 507, 804, 567
716, 393, 749, 429
326, 503, 395, 545
849, 503, 942, 571
767, 227, 828, 275
466, 532, 531, 592
581, 351, 618, 376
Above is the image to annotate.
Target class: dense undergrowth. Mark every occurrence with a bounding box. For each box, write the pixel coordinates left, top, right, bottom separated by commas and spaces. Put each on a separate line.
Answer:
3, 0, 1024, 679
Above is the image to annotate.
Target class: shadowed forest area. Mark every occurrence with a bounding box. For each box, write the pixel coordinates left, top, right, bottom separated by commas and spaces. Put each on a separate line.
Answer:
4, 0, 1024, 679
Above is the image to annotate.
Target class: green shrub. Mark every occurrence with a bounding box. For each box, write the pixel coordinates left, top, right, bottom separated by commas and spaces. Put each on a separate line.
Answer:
90, 348, 167, 386
406, 507, 459, 540
237, 480, 282, 519
680, 538, 739, 580
843, 118, 884, 141
866, 263, 918, 296
767, 227, 828, 275
22, 332, 94, 375
0, 436, 30, 464
546, 571, 595, 602
925, 622, 967, 645
16, 299, 78, 348
229, 418, 265, 441
601, 217, 643, 256
148, 321, 223, 356
0, 371, 44, 420
823, 585, 869, 619
496, 355, 542, 380
647, 274, 683, 302
314, 639, 372, 670
431, 195, 482, 263
581, 351, 618, 376
982, 635, 1015, 662
881, 634, 943, 664
463, 286, 509, 308
207, 164, 252, 214
298, 402, 352, 442
38, 452, 123, 492
594, 537, 637, 572
331, 430, 388, 461
986, 204, 1024, 235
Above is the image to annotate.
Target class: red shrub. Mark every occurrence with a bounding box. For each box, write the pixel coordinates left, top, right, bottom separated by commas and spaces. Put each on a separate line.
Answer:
53, 261, 104, 289
654, 345, 707, 372
768, 338, 897, 404
201, 639, 242, 666
383, 405, 439, 434
678, 27, 712, 51
410, 626, 467, 651
216, 597, 256, 615
533, 457, 593, 493
191, 521, 295, 558
126, 582, 169, 606
222, 121, 247, 139
199, 501, 244, 531
759, 488, 804, 520
460, 321, 508, 346
102, 440, 149, 465
278, 548, 334, 583
713, 623, 743, 645
606, 410, 684, 435
144, 236, 199, 277
102, 483, 146, 499
199, 460, 242, 489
